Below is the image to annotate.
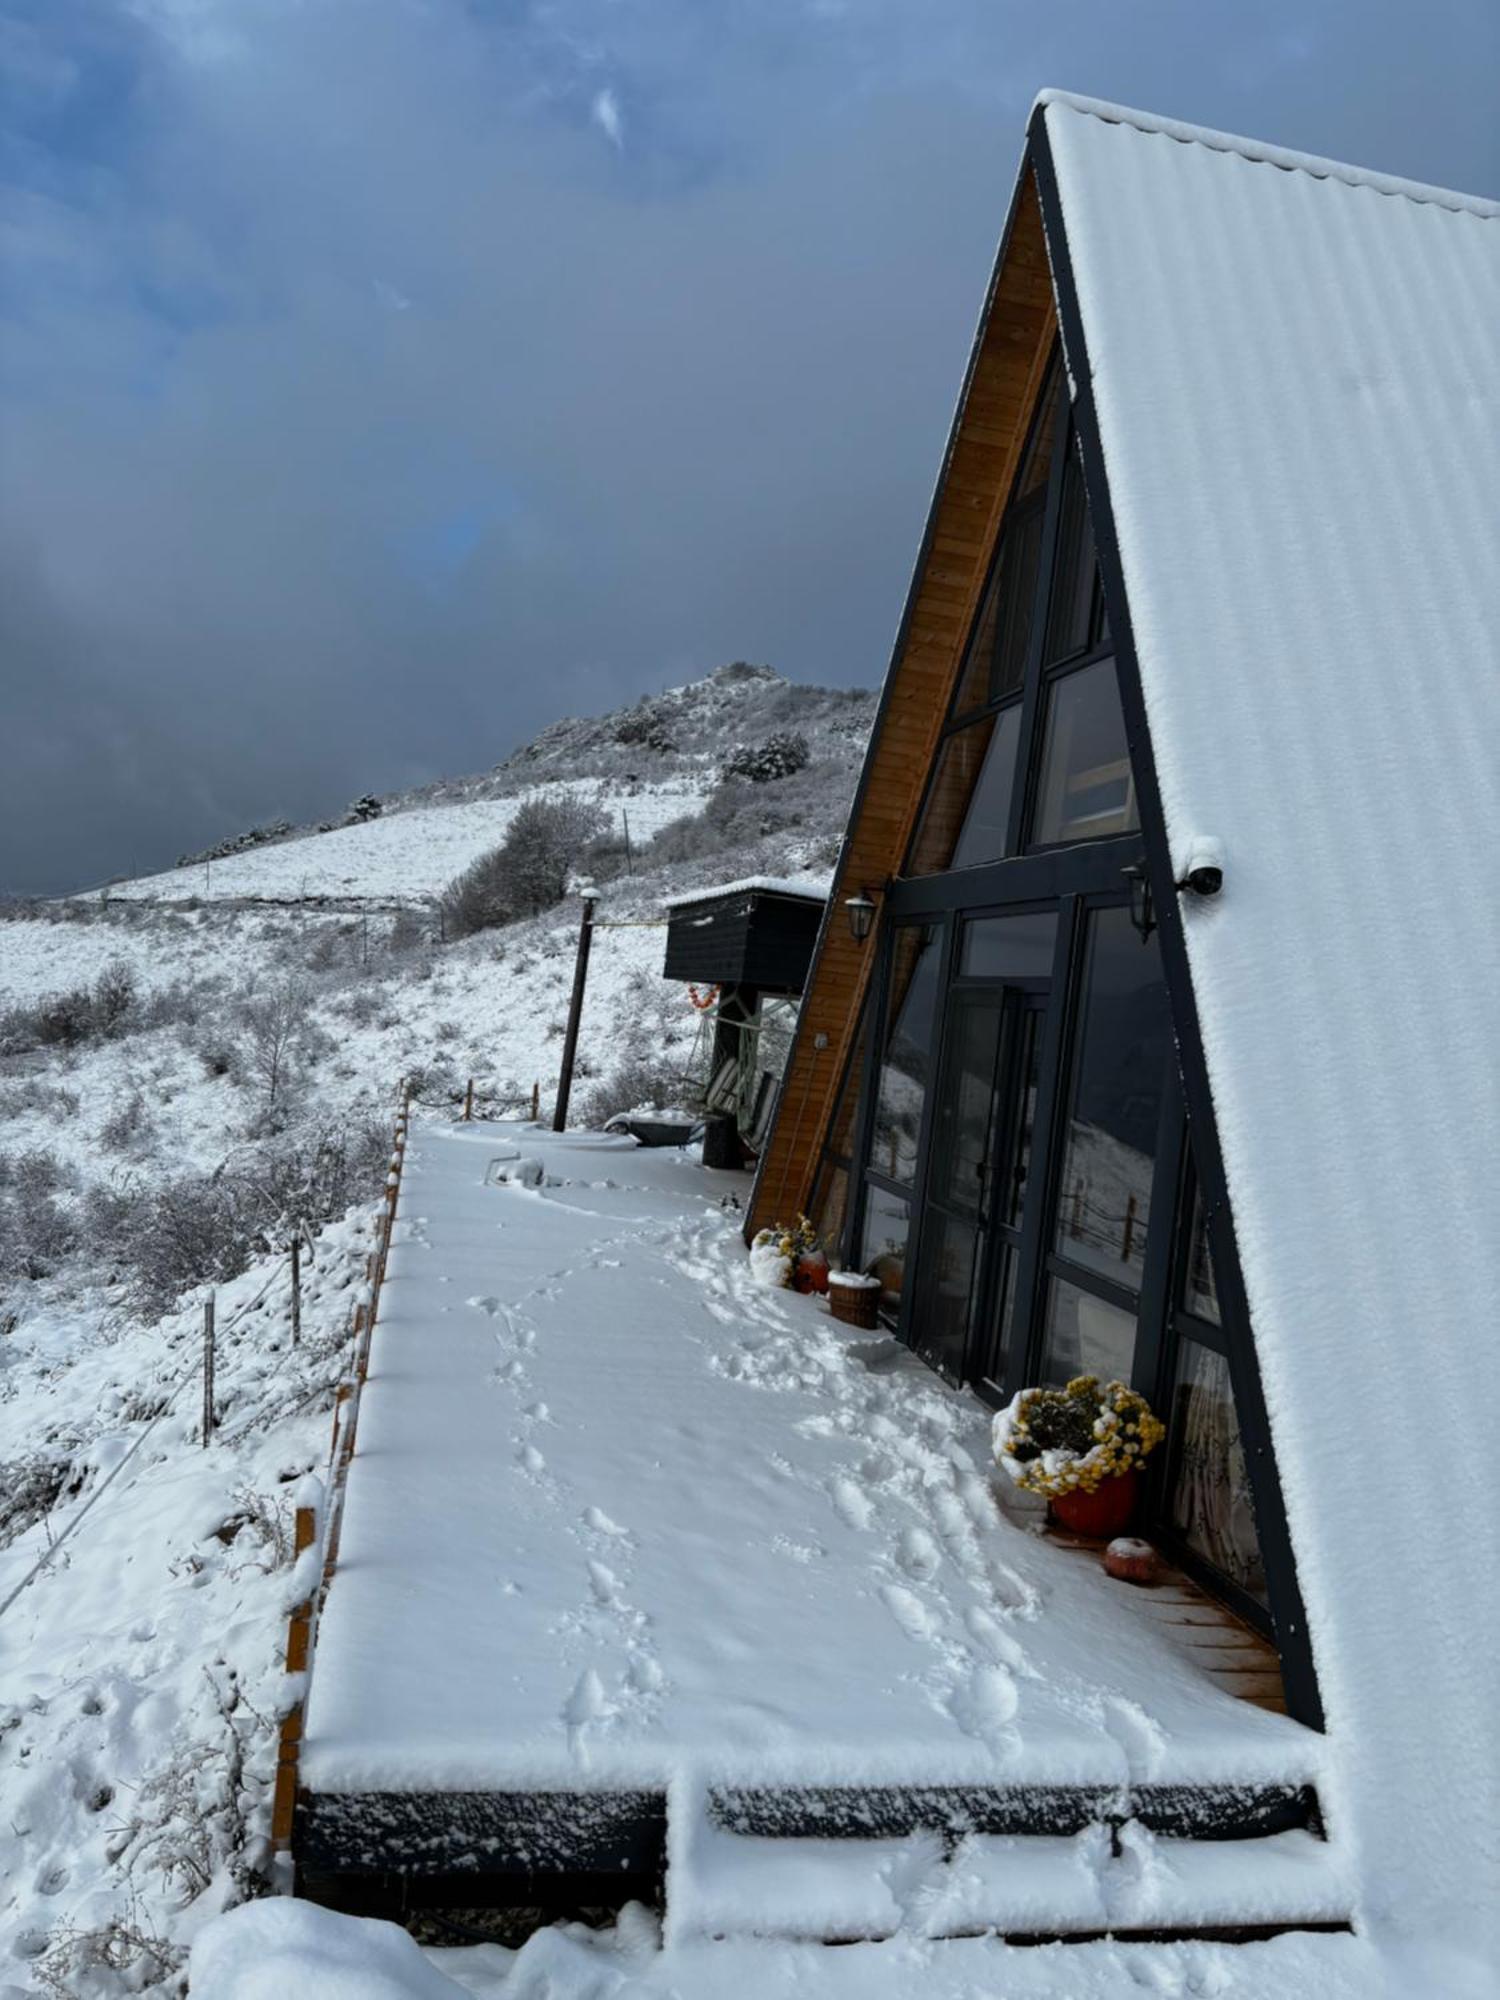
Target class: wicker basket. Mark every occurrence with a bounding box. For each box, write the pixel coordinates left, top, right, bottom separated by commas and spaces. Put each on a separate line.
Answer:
827, 1273, 881, 1330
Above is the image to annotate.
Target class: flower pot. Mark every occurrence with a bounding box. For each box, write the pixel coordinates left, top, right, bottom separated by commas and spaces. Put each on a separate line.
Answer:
794, 1253, 830, 1296
827, 1272, 881, 1329
1048, 1470, 1139, 1539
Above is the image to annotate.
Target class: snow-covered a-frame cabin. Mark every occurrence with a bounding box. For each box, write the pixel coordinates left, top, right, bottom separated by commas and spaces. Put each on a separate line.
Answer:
749, 92, 1500, 1945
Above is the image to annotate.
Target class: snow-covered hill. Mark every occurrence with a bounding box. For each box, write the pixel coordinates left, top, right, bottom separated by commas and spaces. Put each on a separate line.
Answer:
0, 664, 869, 1993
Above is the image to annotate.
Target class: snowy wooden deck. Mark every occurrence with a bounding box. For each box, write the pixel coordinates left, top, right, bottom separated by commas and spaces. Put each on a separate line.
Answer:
292, 1121, 1344, 1935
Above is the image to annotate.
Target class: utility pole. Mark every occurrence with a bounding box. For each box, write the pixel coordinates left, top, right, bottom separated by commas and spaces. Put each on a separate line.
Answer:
552, 884, 597, 1132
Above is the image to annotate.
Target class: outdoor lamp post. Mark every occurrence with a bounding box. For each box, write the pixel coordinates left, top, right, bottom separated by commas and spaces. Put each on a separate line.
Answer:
553, 881, 598, 1131
844, 892, 877, 943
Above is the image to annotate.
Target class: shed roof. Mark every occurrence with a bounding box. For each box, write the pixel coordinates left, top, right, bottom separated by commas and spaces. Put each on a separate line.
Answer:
661, 875, 830, 912
1037, 92, 1499, 1944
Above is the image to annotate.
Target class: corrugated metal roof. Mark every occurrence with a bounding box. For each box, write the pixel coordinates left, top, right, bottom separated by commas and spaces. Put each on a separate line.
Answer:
1042, 93, 1500, 1943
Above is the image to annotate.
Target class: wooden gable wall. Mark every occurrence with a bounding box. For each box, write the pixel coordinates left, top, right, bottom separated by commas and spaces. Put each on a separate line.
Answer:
747, 168, 1057, 1237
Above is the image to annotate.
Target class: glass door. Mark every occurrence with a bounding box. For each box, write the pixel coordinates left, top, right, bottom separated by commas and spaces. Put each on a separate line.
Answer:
904, 909, 1055, 1385
907, 986, 1006, 1382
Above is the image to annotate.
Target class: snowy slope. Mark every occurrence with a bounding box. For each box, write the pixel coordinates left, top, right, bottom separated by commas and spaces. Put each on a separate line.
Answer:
99, 780, 703, 906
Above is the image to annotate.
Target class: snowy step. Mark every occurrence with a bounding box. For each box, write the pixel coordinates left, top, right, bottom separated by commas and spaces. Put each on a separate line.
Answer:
670, 1817, 1354, 1944
706, 1780, 1320, 1842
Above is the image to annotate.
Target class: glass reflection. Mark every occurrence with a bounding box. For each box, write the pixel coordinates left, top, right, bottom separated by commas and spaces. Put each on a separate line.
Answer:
870, 925, 942, 1186
1170, 1340, 1267, 1602
1053, 907, 1171, 1288
909, 709, 1022, 875
1033, 658, 1139, 847
1038, 1275, 1137, 1384
860, 1185, 910, 1313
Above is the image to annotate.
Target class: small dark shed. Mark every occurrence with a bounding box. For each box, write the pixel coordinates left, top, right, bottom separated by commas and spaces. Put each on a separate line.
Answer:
662, 878, 826, 995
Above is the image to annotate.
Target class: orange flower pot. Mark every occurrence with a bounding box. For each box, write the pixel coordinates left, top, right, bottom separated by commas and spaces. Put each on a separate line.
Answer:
1048, 1470, 1139, 1539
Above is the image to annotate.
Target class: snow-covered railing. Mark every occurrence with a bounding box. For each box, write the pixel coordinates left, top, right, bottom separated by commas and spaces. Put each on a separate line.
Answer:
270, 1080, 412, 1870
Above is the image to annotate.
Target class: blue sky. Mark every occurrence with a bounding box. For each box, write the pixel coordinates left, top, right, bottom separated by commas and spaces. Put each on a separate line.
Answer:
3, 0, 1495, 891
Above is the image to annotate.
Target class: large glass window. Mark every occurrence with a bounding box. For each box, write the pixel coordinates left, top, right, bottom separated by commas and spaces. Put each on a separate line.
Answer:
1044, 447, 1102, 665
1168, 1340, 1268, 1604
860, 1185, 910, 1313
1052, 907, 1172, 1290
1032, 658, 1139, 847
1040, 1275, 1137, 1383
908, 708, 1023, 876
960, 910, 1057, 981
870, 924, 942, 1185
1183, 1184, 1221, 1326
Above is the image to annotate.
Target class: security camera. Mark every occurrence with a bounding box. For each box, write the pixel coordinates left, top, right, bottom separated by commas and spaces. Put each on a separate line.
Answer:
1176, 836, 1225, 898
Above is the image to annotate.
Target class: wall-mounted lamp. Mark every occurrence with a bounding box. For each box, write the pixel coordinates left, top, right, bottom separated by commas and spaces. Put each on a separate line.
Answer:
844, 892, 878, 944
1121, 864, 1155, 942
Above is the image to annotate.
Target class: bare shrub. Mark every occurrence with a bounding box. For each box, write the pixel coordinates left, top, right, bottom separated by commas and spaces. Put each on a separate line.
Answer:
0, 1151, 79, 1280
92, 957, 137, 1036
99, 1092, 156, 1157
86, 1117, 387, 1314
0, 1449, 81, 1549
577, 1051, 705, 1129
240, 980, 311, 1110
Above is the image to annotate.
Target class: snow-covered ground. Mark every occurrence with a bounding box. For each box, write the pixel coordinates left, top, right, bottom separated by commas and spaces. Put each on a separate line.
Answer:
96, 779, 704, 906
308, 1122, 1323, 1806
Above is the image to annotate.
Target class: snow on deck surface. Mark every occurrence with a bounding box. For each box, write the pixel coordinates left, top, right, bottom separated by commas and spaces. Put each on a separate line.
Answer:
302, 1121, 1319, 1801
1041, 93, 1500, 1944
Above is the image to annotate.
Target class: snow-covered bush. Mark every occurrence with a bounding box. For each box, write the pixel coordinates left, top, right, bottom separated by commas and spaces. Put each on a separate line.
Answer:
91, 958, 137, 1036
344, 793, 383, 824
720, 729, 810, 785
85, 1117, 388, 1314
0, 1150, 79, 1280
438, 793, 608, 938
576, 1051, 702, 1128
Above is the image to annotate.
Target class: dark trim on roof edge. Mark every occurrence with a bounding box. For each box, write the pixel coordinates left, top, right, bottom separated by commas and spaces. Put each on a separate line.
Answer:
1029, 105, 1325, 1733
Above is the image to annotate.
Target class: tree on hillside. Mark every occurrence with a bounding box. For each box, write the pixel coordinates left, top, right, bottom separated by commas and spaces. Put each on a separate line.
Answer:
439, 795, 608, 939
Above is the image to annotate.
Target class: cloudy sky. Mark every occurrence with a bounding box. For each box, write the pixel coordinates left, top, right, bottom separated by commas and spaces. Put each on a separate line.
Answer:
3, 1, 1494, 893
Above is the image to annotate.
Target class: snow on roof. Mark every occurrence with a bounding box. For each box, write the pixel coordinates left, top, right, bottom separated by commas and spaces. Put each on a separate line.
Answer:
1035, 90, 1500, 219
662, 875, 831, 911
1040, 94, 1500, 1944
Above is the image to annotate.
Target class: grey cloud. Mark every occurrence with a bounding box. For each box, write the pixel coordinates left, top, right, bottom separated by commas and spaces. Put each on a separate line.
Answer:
2, 0, 1493, 893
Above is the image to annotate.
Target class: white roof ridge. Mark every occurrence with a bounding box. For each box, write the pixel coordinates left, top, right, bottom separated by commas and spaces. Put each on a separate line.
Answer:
1035, 88, 1500, 221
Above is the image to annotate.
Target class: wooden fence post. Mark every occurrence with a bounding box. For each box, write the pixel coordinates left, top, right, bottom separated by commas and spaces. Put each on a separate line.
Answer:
202, 1295, 216, 1446
290, 1237, 302, 1349
530, 1080, 540, 1123
463, 1077, 474, 1122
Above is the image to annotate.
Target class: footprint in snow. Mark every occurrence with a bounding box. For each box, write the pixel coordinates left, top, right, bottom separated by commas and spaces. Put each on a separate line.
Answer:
964, 1605, 1030, 1672
562, 1667, 612, 1753
831, 1477, 875, 1532
581, 1506, 632, 1541
1101, 1696, 1166, 1781
947, 1664, 1020, 1746
881, 1583, 941, 1644
587, 1560, 623, 1607
894, 1527, 942, 1582
515, 1443, 547, 1477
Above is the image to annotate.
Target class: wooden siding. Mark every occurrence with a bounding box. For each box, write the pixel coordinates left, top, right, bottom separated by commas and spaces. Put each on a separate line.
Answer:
747, 172, 1057, 1237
